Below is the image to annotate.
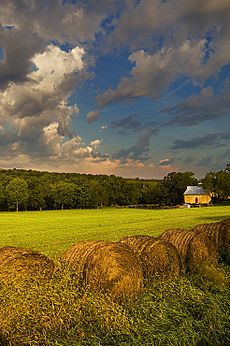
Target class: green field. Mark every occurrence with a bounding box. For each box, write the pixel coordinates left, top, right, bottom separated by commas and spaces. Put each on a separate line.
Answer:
0, 205, 229, 257
0, 206, 230, 345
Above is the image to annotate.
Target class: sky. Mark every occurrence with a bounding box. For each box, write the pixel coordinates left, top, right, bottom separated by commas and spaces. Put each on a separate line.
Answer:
0, 0, 230, 179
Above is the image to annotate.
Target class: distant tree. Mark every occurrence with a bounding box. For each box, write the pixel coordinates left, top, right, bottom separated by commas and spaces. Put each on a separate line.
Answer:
83, 180, 108, 208
201, 171, 217, 194
141, 181, 169, 206
51, 181, 76, 210
0, 183, 5, 210
163, 171, 198, 205
216, 170, 230, 200
5, 178, 29, 211
202, 168, 230, 202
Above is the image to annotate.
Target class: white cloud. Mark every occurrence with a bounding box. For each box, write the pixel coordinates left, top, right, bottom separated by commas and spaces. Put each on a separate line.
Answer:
0, 44, 84, 154
30, 45, 84, 92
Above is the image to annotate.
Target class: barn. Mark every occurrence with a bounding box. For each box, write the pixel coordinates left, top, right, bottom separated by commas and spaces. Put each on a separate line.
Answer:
184, 186, 211, 206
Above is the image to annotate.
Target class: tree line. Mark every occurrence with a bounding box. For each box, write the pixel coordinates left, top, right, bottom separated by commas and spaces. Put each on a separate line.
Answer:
0, 165, 229, 211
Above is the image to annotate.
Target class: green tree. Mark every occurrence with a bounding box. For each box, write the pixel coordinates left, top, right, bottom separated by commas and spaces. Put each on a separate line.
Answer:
0, 183, 5, 210
6, 178, 29, 211
141, 181, 168, 206
51, 181, 76, 210
202, 168, 230, 202
90, 180, 110, 207
163, 171, 198, 205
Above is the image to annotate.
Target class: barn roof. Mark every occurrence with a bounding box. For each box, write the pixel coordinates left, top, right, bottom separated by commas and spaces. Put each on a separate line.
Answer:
184, 186, 209, 195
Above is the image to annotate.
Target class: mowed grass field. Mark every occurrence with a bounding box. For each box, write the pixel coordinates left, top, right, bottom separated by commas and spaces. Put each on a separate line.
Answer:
0, 205, 229, 257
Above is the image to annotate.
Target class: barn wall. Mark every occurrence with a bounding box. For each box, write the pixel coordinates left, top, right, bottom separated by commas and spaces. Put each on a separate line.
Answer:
184, 194, 211, 204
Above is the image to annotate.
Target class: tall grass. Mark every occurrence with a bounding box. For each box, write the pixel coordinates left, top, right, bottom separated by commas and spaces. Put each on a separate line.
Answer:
0, 261, 229, 345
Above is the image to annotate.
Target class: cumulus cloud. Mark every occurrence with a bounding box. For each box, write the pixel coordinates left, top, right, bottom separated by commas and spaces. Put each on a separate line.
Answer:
0, 0, 229, 178
42, 122, 103, 161
0, 44, 84, 152
110, 0, 230, 58
0, 0, 122, 174
0, 0, 119, 88
96, 0, 230, 109
96, 40, 206, 107
86, 110, 100, 123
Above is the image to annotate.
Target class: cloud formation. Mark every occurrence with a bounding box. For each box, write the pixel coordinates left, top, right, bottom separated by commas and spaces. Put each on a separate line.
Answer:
113, 128, 157, 162
96, 0, 230, 111
171, 132, 230, 150
164, 84, 230, 126
0, 0, 229, 178
97, 41, 207, 107
0, 0, 116, 171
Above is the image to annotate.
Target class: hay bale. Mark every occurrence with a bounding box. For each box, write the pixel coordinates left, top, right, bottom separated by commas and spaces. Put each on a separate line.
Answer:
186, 232, 218, 272
0, 246, 54, 284
0, 246, 34, 266
192, 219, 230, 264
61, 240, 144, 300
221, 219, 230, 263
120, 235, 181, 280
120, 235, 157, 255
160, 229, 196, 271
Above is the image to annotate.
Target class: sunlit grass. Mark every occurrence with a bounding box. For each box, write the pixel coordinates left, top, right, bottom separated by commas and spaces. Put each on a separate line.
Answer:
0, 206, 229, 257
0, 207, 229, 345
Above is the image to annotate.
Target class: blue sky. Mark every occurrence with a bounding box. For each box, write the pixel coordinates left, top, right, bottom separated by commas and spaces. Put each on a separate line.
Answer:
0, 0, 229, 179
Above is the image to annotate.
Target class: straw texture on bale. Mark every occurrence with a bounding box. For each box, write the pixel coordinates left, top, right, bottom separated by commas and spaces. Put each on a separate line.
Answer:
120, 235, 181, 280
192, 219, 230, 264
160, 220, 230, 272
0, 246, 54, 283
160, 229, 196, 270
186, 233, 218, 271
61, 240, 144, 299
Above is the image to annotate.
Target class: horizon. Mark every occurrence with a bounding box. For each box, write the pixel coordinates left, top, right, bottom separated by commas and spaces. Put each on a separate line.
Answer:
0, 1, 230, 179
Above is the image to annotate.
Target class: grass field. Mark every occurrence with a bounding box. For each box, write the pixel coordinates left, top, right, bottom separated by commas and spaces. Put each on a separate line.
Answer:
0, 206, 229, 345
0, 205, 229, 257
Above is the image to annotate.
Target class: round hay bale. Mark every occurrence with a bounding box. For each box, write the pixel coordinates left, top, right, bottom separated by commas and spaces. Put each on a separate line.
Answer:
220, 219, 230, 263
160, 229, 196, 271
61, 240, 144, 300
193, 219, 230, 264
186, 232, 218, 272
0, 246, 34, 266
0, 246, 54, 284
120, 235, 181, 280
120, 235, 157, 255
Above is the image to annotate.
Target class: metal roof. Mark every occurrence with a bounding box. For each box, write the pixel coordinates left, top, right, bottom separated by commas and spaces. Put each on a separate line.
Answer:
184, 186, 209, 195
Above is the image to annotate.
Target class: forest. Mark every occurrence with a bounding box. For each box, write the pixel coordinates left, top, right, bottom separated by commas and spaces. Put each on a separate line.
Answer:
0, 164, 229, 211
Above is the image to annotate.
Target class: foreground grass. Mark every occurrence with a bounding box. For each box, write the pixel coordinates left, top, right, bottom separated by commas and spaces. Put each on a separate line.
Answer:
0, 206, 229, 257
0, 262, 229, 346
